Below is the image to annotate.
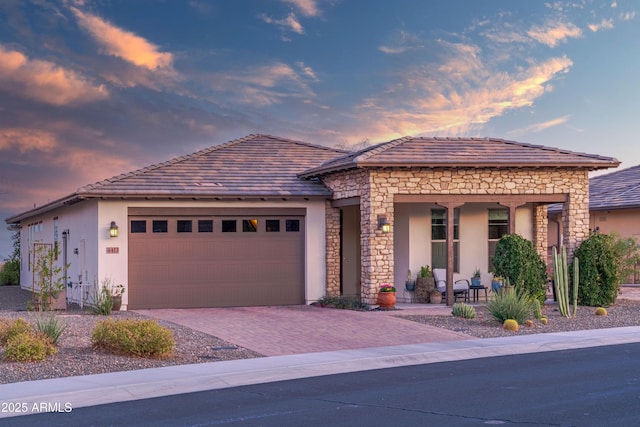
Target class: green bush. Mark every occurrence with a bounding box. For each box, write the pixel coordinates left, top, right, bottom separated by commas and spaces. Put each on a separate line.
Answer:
35, 315, 68, 345
4, 331, 56, 362
486, 288, 533, 324
92, 319, 174, 358
316, 295, 369, 311
573, 233, 620, 307
491, 234, 548, 304
451, 303, 476, 319
0, 318, 33, 346
0, 259, 20, 285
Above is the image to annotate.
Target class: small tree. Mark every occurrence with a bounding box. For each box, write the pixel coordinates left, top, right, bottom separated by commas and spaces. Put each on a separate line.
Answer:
30, 243, 68, 311
610, 233, 640, 284
573, 233, 620, 307
491, 234, 548, 304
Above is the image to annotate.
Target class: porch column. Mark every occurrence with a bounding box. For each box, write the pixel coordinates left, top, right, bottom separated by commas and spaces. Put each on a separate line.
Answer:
325, 201, 341, 296
533, 204, 549, 261
437, 201, 463, 306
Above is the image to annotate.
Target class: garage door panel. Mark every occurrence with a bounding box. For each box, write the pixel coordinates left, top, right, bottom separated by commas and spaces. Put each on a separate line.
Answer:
128, 214, 305, 309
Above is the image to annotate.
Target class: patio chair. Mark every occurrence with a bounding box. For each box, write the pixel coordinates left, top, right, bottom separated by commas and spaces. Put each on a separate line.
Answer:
433, 268, 470, 302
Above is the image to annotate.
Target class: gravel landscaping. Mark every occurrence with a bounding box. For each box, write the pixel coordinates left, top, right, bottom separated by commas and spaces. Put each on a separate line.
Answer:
2, 285, 640, 385
0, 286, 262, 385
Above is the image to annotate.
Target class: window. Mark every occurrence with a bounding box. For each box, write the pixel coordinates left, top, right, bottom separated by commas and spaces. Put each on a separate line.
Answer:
177, 220, 192, 233
198, 220, 213, 233
431, 209, 459, 272
243, 219, 258, 232
488, 209, 509, 271
286, 219, 300, 232
222, 220, 237, 232
131, 220, 147, 233
266, 220, 280, 232
152, 220, 168, 233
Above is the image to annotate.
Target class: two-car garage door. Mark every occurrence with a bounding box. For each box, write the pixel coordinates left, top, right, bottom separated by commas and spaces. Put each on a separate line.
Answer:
127, 208, 305, 309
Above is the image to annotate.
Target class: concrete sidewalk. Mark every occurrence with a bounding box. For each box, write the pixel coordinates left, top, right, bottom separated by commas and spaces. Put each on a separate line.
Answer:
2, 326, 640, 419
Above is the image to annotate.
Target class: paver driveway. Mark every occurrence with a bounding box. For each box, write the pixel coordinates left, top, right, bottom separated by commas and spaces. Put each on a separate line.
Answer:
135, 305, 472, 356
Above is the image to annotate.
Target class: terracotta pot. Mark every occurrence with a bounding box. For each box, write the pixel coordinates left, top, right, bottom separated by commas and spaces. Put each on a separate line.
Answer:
377, 292, 396, 309
429, 291, 442, 304
111, 296, 122, 311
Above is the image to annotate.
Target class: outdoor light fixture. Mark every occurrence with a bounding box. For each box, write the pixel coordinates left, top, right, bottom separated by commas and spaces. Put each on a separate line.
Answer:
378, 215, 391, 233
109, 221, 119, 238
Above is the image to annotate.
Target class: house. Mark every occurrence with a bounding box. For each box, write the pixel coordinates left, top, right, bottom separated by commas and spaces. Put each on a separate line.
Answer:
548, 164, 640, 283
5, 134, 619, 309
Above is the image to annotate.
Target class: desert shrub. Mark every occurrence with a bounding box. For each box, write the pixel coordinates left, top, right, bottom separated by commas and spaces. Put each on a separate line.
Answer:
451, 303, 476, 319
0, 318, 33, 346
316, 295, 369, 311
573, 233, 619, 307
35, 315, 68, 345
90, 278, 113, 315
486, 288, 533, 324
4, 331, 56, 362
611, 233, 640, 284
491, 234, 547, 304
92, 319, 174, 358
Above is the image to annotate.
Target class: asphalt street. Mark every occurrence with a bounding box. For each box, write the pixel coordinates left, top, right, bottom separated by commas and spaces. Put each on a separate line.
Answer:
10, 342, 640, 427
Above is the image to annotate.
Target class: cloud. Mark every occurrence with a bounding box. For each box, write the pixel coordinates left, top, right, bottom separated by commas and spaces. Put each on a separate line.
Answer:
528, 20, 583, 47
0, 128, 57, 153
209, 62, 316, 107
510, 115, 571, 136
378, 30, 424, 55
296, 61, 318, 81
0, 45, 108, 106
353, 39, 573, 140
588, 18, 614, 32
70, 7, 174, 71
282, 0, 319, 17
619, 11, 636, 21
261, 12, 304, 35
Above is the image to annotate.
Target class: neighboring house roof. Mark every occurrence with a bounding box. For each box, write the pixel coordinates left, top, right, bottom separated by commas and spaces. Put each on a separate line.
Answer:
6, 134, 349, 224
299, 136, 619, 178
589, 164, 640, 211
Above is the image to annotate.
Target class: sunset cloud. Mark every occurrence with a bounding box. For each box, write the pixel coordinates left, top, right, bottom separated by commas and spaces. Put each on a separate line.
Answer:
261, 12, 304, 35
510, 115, 571, 136
71, 7, 174, 71
354, 44, 573, 140
282, 0, 319, 17
0, 128, 57, 153
210, 62, 315, 106
0, 45, 108, 106
588, 18, 614, 32
528, 20, 583, 47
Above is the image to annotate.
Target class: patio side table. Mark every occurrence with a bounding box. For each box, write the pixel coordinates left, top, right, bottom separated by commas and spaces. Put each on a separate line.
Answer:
469, 284, 488, 303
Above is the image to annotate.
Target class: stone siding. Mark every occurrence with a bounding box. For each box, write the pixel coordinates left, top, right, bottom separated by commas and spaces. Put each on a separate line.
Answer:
323, 167, 589, 304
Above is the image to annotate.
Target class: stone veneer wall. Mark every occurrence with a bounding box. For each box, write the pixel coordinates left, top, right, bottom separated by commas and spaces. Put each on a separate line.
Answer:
325, 200, 341, 296
323, 167, 589, 304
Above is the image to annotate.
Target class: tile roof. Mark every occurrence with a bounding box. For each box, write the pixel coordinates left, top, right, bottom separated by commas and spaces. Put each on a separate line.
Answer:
588, 164, 640, 210
6, 135, 349, 223
78, 134, 348, 198
299, 136, 620, 178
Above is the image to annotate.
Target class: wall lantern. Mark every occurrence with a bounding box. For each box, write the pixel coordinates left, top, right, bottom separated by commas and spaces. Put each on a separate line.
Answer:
378, 215, 391, 233
109, 221, 119, 238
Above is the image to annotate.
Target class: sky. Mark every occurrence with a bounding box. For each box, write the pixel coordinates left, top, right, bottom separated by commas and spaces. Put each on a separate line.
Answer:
0, 0, 638, 258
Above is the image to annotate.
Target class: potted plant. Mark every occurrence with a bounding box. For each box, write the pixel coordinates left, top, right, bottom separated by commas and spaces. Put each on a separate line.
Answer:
111, 284, 125, 311
405, 269, 416, 292
377, 283, 397, 310
429, 288, 442, 304
471, 268, 481, 287
415, 265, 434, 303
491, 275, 503, 293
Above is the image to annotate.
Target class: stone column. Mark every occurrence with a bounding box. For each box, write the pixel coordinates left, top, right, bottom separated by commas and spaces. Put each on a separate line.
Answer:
533, 204, 548, 260
325, 201, 341, 296
561, 171, 589, 262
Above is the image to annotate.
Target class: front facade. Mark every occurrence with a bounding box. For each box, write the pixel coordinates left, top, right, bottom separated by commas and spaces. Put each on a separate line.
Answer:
7, 134, 619, 309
